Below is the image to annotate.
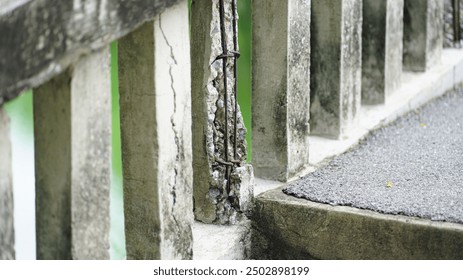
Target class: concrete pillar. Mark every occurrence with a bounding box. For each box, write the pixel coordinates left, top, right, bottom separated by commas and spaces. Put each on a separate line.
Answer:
118, 1, 194, 259
191, 0, 254, 224
444, 0, 462, 48
252, 0, 311, 181
403, 0, 443, 71
0, 108, 15, 260
34, 72, 72, 260
310, 0, 362, 139
362, 0, 403, 105
34, 48, 111, 260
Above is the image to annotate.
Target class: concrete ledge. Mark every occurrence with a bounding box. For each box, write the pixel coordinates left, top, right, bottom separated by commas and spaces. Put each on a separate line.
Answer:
253, 187, 463, 259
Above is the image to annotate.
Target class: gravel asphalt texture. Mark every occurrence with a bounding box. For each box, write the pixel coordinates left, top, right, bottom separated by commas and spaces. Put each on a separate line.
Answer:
283, 88, 463, 224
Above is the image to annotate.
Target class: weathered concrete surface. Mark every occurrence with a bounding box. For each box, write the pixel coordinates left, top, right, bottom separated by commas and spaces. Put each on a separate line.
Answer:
191, 0, 254, 224
0, 108, 15, 260
70, 48, 111, 260
310, 0, 362, 139
118, 1, 193, 259
34, 72, 72, 260
0, 0, 182, 105
403, 0, 443, 71
33, 48, 110, 260
252, 0, 311, 182
253, 187, 463, 259
362, 0, 403, 105
193, 220, 251, 260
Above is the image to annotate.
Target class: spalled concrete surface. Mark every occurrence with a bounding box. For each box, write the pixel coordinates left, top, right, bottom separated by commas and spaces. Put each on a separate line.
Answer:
252, 0, 311, 181
443, 0, 462, 48
285, 88, 463, 224
0, 108, 15, 260
191, 0, 253, 224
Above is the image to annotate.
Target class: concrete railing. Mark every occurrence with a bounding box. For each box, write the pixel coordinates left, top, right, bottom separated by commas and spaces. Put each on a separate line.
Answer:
0, 0, 460, 260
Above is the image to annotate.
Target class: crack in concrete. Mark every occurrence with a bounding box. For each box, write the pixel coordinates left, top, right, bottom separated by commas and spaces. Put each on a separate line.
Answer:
159, 12, 181, 232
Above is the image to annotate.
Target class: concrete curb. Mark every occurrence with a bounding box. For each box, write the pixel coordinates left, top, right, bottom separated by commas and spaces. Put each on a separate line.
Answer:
253, 187, 463, 259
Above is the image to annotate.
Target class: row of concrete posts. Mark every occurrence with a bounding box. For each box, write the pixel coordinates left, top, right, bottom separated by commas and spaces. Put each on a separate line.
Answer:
252, 0, 444, 182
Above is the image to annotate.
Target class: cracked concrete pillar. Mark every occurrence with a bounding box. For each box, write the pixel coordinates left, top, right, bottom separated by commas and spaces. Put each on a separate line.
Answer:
362, 0, 403, 105
310, 0, 362, 139
0, 107, 14, 260
118, 1, 193, 259
191, 0, 254, 224
252, 0, 311, 182
34, 48, 111, 260
403, 0, 443, 71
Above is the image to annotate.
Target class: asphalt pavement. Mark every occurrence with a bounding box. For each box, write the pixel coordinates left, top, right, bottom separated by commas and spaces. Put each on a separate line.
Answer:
284, 88, 463, 224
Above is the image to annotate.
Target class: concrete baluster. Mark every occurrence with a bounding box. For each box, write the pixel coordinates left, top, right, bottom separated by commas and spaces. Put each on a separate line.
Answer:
403, 0, 443, 71
0, 108, 15, 260
34, 48, 111, 259
362, 0, 404, 105
118, 1, 194, 259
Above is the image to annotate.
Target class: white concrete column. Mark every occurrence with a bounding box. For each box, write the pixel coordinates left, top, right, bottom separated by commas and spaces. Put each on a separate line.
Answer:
310, 0, 362, 139
403, 0, 443, 71
118, 1, 194, 259
362, 0, 404, 105
252, 0, 311, 182
0, 107, 15, 260
70, 48, 111, 260
34, 48, 111, 260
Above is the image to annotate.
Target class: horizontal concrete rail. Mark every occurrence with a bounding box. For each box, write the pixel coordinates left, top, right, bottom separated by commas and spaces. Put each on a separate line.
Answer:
0, 0, 180, 105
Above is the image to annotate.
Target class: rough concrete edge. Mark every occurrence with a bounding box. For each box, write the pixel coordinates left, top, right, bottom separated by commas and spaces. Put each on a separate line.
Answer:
258, 187, 463, 232
254, 187, 463, 259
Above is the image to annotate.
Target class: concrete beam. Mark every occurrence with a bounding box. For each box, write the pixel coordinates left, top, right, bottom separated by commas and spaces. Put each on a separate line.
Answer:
0, 107, 15, 260
118, 1, 193, 259
253, 187, 463, 259
0, 0, 181, 106
34, 48, 111, 259
191, 0, 254, 224
403, 0, 443, 71
310, 0, 362, 139
362, 0, 403, 105
252, 0, 311, 181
